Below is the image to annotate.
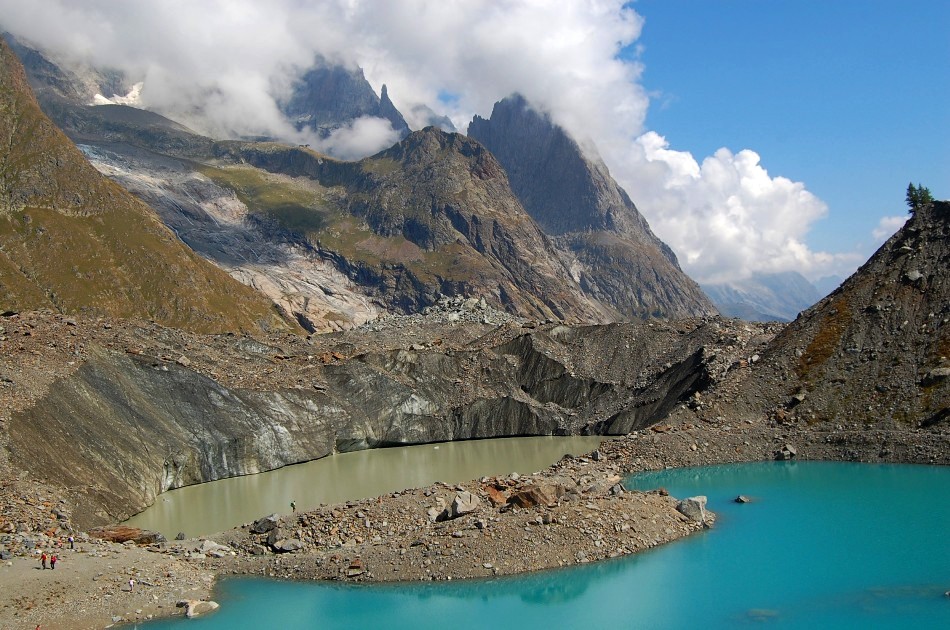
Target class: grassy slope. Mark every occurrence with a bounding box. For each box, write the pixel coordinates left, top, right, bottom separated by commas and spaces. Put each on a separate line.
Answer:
0, 39, 287, 334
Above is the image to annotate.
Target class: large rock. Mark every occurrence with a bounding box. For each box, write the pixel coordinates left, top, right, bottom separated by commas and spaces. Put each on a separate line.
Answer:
449, 491, 480, 519
676, 496, 708, 523
271, 538, 306, 553
178, 599, 220, 619
88, 526, 165, 545
197, 539, 232, 558
250, 514, 280, 534
508, 482, 566, 508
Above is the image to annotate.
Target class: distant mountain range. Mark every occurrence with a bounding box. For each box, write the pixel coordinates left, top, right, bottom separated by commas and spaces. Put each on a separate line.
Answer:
1, 34, 720, 327
703, 271, 828, 322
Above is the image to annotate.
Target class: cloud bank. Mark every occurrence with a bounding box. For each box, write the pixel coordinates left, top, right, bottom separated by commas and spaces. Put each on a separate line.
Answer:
0, 0, 867, 284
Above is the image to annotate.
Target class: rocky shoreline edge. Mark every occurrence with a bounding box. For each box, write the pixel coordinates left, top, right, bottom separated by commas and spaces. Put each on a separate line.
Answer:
2, 419, 946, 629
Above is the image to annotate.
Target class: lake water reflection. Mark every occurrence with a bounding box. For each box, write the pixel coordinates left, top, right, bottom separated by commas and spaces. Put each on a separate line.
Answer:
136, 461, 950, 629
126, 436, 607, 537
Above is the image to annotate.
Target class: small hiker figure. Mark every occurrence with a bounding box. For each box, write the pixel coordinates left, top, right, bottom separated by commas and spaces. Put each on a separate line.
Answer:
68, 535, 74, 550
40, 552, 47, 570
50, 554, 57, 569
290, 500, 297, 513
129, 578, 135, 592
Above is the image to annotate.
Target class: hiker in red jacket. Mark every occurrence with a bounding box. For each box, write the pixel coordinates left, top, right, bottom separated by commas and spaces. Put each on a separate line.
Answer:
50, 554, 57, 569
40, 552, 47, 570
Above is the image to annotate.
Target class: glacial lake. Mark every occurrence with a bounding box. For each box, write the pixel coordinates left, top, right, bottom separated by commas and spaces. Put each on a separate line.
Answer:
126, 436, 607, 538
135, 461, 950, 629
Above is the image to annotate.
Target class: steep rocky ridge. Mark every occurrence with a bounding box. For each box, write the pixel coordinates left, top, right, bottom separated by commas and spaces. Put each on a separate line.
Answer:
214, 130, 612, 320
664, 202, 950, 434
0, 38, 286, 334
740, 201, 950, 429
281, 62, 410, 139
468, 95, 716, 319
1, 309, 775, 526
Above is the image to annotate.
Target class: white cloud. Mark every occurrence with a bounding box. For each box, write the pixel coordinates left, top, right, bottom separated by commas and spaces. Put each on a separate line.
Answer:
0, 0, 871, 284
871, 215, 908, 242
316, 117, 402, 161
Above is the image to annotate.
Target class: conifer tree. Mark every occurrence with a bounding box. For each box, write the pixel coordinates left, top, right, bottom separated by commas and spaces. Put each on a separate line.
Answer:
906, 182, 933, 213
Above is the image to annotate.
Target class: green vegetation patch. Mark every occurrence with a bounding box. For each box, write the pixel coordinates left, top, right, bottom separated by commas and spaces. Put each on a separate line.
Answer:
199, 164, 333, 237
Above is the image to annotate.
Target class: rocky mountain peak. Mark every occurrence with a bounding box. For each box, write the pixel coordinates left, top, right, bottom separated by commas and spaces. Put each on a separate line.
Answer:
282, 61, 410, 139
468, 94, 717, 319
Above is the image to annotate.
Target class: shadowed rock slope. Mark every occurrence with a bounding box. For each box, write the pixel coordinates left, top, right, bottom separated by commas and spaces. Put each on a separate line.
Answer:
3, 310, 774, 526
468, 95, 716, 319
0, 38, 285, 333
747, 201, 950, 429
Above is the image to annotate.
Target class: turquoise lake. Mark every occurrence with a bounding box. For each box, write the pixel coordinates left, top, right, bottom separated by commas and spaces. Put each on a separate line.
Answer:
135, 462, 950, 629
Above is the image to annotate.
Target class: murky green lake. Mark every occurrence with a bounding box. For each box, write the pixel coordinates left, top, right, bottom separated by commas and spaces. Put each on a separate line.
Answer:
126, 436, 607, 537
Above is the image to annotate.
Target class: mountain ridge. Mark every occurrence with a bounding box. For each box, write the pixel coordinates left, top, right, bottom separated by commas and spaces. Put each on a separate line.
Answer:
468, 94, 717, 319
0, 37, 286, 333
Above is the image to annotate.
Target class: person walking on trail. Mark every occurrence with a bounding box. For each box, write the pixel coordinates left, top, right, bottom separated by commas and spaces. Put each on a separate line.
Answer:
129, 578, 135, 592
50, 554, 57, 569
291, 500, 297, 513
68, 535, 74, 550
40, 552, 47, 570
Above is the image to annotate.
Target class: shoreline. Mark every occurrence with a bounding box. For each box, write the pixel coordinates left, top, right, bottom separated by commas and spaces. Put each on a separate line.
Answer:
1, 420, 947, 629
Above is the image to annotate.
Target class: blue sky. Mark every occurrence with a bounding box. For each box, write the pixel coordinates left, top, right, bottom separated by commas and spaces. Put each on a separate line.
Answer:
630, 0, 949, 259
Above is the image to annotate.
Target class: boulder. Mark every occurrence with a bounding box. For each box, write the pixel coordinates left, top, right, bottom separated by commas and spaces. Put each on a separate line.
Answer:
250, 514, 280, 534
774, 444, 798, 461
508, 482, 565, 508
266, 527, 285, 547
449, 491, 480, 519
271, 538, 305, 553
734, 495, 751, 504
676, 496, 708, 523
485, 486, 508, 506
88, 525, 165, 545
198, 539, 232, 557
178, 599, 220, 619
922, 367, 950, 386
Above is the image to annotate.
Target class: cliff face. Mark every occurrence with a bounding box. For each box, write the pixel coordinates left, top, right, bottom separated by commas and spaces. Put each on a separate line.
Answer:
0, 38, 285, 334
468, 95, 717, 319
5, 312, 771, 526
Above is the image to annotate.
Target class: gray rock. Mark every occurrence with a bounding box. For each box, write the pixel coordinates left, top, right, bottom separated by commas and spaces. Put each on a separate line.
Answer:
774, 444, 798, 460
676, 496, 708, 523
198, 539, 231, 557
272, 539, 305, 553
175, 532, 186, 541
734, 495, 751, 504
178, 599, 220, 618
250, 514, 280, 534
449, 491, 480, 519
